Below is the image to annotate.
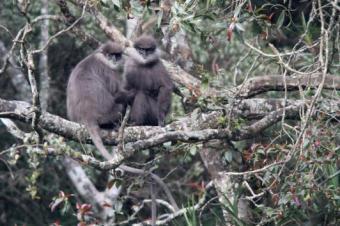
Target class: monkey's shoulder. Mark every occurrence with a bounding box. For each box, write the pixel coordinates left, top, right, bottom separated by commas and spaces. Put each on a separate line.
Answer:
71, 55, 98, 72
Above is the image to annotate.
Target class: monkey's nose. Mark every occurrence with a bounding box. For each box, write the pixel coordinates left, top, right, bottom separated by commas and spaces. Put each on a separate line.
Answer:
139, 49, 147, 56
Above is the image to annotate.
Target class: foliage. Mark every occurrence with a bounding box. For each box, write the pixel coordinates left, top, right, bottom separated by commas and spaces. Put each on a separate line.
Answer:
0, 0, 339, 225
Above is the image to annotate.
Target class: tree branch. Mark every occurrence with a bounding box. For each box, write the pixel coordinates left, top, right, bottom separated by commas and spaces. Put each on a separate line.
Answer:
219, 73, 340, 99
2, 97, 336, 169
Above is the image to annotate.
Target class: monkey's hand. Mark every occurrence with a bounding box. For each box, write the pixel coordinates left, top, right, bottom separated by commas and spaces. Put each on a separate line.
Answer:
123, 47, 137, 57
126, 89, 137, 105
124, 47, 147, 64
115, 89, 136, 105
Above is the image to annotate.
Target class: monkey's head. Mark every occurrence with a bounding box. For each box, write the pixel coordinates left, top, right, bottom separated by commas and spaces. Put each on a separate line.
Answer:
133, 35, 157, 58
100, 41, 123, 63
97, 41, 125, 71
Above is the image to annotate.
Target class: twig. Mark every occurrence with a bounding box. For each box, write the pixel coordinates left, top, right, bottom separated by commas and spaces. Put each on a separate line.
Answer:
117, 106, 131, 152
244, 41, 319, 58
56, 0, 100, 48
219, 161, 287, 176
31, 2, 88, 54
268, 43, 320, 75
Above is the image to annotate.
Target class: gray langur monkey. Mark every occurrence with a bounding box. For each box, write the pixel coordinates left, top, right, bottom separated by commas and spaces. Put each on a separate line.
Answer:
67, 41, 130, 160
116, 35, 174, 127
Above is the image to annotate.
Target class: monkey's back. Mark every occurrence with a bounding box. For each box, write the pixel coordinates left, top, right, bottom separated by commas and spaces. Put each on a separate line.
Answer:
67, 55, 124, 126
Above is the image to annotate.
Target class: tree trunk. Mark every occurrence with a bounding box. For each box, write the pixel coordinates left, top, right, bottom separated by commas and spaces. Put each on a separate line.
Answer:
199, 140, 252, 225
39, 0, 50, 111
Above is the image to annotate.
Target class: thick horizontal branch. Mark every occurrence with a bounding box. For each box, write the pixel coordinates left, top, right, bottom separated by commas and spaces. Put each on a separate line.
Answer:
222, 73, 340, 98
26, 103, 307, 169
1, 98, 338, 146
1, 97, 338, 168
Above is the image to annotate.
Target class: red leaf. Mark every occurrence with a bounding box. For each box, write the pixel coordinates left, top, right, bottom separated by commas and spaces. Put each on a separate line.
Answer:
227, 22, 235, 41
314, 140, 321, 147
247, 3, 253, 12
52, 220, 61, 226
267, 13, 275, 21
77, 222, 87, 226
102, 202, 112, 208
80, 204, 92, 214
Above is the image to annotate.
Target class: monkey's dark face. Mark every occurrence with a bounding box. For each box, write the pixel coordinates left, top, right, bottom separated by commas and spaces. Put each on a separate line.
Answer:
106, 51, 123, 62
133, 35, 157, 59
101, 41, 123, 63
135, 47, 155, 58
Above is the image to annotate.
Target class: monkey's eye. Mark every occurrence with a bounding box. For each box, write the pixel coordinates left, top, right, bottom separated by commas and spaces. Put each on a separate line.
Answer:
146, 48, 155, 55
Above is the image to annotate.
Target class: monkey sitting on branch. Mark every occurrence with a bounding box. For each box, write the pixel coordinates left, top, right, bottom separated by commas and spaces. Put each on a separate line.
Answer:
117, 35, 174, 127
66, 41, 131, 160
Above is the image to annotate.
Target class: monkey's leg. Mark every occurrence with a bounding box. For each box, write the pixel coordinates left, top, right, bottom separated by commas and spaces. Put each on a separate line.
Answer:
147, 98, 161, 126
156, 86, 172, 126
129, 93, 149, 125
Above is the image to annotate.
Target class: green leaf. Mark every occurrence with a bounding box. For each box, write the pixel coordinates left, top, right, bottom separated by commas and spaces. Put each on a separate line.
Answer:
303, 139, 310, 149
224, 150, 233, 162
235, 23, 245, 32
157, 10, 163, 28
301, 12, 307, 30
277, 11, 285, 28
234, 1, 247, 17
189, 145, 197, 155
111, 0, 121, 8
61, 200, 71, 215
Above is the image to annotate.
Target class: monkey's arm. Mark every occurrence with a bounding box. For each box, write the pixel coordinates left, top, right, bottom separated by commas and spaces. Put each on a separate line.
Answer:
115, 87, 136, 105
124, 47, 161, 65
124, 47, 147, 64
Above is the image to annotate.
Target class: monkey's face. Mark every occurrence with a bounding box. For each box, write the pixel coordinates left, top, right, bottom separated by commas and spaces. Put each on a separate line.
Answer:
106, 52, 123, 63
135, 47, 155, 58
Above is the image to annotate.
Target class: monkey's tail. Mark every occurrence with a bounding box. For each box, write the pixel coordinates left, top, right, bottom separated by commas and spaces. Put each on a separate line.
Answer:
86, 123, 112, 161
86, 123, 179, 212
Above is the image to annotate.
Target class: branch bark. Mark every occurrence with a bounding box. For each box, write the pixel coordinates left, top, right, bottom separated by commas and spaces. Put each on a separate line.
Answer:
223, 73, 340, 98
2, 97, 337, 169
0, 98, 338, 149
